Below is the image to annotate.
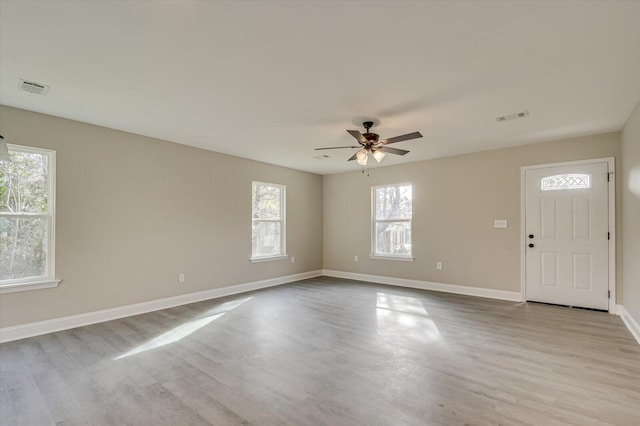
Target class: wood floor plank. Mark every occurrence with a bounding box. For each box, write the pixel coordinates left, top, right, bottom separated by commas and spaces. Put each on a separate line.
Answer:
1, 277, 639, 425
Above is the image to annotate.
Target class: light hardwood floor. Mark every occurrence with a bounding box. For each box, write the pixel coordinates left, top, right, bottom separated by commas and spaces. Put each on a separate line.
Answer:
1, 276, 639, 425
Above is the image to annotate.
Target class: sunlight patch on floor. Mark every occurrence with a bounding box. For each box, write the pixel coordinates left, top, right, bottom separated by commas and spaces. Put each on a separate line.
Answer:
376, 292, 442, 341
115, 297, 253, 360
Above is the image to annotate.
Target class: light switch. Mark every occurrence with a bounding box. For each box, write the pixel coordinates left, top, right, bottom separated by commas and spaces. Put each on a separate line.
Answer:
494, 219, 508, 228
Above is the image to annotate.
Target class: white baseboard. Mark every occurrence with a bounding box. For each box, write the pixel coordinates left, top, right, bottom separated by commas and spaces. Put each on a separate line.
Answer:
0, 270, 322, 343
322, 269, 522, 302
12, 270, 633, 345
617, 305, 640, 345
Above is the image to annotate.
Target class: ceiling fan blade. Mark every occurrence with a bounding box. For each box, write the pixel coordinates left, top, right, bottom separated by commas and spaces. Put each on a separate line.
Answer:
347, 152, 358, 161
377, 146, 410, 156
380, 131, 423, 145
347, 130, 367, 143
315, 145, 361, 150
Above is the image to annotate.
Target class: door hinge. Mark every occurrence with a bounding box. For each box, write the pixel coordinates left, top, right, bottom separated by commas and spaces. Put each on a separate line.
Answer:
608, 290, 610, 299
607, 173, 610, 182
608, 232, 610, 240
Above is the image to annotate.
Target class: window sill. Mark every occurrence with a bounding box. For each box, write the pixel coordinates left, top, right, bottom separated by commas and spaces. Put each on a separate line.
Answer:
0, 279, 61, 294
249, 254, 288, 263
369, 255, 415, 262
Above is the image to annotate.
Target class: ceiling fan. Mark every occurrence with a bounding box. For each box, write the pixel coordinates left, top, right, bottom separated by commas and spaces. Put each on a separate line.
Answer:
315, 121, 423, 165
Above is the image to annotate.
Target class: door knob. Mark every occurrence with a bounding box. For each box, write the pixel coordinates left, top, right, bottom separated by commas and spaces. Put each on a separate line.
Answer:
528, 243, 535, 248
528, 234, 534, 239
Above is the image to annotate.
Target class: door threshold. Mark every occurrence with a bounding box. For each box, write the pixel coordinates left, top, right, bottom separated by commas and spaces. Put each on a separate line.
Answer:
526, 301, 608, 313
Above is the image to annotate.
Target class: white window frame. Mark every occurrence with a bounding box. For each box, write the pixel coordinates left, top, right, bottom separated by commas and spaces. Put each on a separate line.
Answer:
250, 181, 287, 263
370, 182, 414, 261
1, 144, 60, 293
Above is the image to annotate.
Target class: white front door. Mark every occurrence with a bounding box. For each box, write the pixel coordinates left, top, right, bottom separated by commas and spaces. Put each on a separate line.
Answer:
525, 161, 609, 310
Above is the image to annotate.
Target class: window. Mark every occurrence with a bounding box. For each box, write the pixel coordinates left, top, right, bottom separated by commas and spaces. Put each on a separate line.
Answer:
541, 174, 591, 191
1, 144, 58, 292
372, 183, 413, 260
251, 181, 286, 262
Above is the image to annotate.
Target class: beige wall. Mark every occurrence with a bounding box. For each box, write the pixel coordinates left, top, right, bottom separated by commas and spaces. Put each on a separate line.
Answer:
621, 101, 640, 324
0, 106, 323, 327
323, 132, 621, 296
0, 104, 627, 330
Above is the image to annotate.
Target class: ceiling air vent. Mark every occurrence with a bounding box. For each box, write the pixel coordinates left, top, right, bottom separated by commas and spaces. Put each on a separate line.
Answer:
18, 79, 50, 95
496, 110, 529, 122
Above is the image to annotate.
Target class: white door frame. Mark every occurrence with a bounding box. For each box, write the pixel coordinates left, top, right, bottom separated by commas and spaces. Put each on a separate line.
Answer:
520, 157, 616, 313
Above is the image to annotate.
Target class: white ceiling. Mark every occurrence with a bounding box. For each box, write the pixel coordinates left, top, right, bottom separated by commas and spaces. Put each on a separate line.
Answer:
1, 1, 639, 175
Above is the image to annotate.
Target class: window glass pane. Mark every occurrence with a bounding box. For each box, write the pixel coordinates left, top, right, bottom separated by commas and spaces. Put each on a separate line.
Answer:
375, 221, 412, 256
540, 174, 591, 191
0, 216, 48, 280
375, 185, 412, 220
252, 221, 281, 257
252, 184, 281, 220
0, 150, 49, 213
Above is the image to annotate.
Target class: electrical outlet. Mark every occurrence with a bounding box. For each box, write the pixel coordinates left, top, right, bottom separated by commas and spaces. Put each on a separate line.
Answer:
178, 273, 185, 283
436, 261, 443, 270
290, 256, 295, 264
354, 255, 359, 262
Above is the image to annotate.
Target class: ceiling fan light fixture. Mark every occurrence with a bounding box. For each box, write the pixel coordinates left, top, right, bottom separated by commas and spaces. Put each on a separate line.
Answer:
356, 149, 368, 166
372, 149, 385, 163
